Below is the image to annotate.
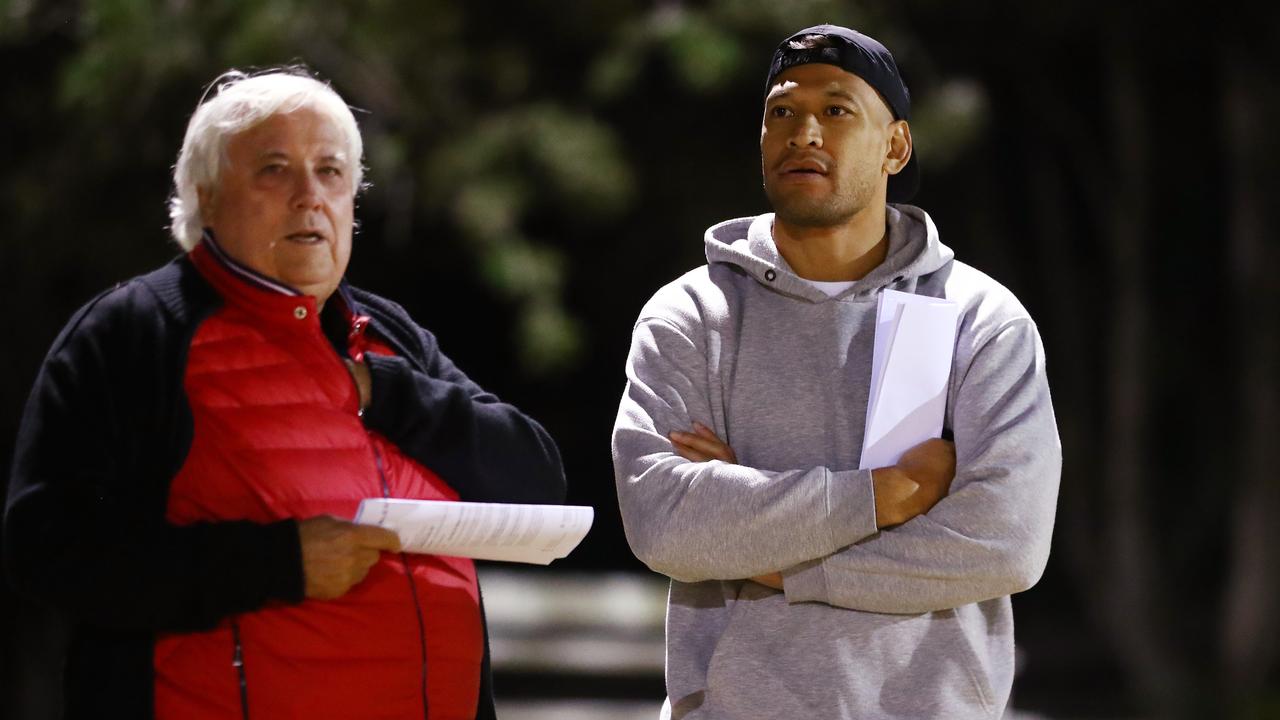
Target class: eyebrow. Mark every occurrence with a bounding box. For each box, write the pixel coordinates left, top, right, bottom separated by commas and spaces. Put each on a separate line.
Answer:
825, 88, 859, 104
766, 86, 862, 105
256, 150, 348, 163
766, 87, 792, 103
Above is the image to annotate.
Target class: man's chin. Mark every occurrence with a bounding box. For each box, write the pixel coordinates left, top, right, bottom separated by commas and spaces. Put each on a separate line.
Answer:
766, 189, 854, 229
772, 203, 857, 229
275, 263, 343, 298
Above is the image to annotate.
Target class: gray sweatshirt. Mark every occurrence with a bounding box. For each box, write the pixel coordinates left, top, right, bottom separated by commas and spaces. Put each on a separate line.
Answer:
612, 206, 1061, 719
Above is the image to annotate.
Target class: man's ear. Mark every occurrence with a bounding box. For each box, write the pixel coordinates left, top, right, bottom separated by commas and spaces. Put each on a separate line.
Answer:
884, 120, 913, 176
196, 185, 215, 225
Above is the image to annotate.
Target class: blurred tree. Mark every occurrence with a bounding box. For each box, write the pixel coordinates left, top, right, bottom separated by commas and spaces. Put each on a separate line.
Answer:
0, 0, 983, 374
909, 1, 1280, 717
6, 0, 621, 373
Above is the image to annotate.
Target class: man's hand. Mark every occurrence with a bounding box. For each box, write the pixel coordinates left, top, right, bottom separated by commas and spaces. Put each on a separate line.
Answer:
669, 422, 738, 464
343, 359, 372, 412
298, 515, 402, 600
873, 438, 956, 528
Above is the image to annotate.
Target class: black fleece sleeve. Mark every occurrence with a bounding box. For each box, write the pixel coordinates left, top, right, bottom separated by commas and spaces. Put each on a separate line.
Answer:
360, 325, 566, 506
3, 283, 304, 634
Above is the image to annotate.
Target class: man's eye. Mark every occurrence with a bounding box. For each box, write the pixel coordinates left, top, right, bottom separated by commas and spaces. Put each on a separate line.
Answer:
319, 166, 343, 177
826, 106, 850, 117
259, 163, 285, 175
770, 106, 793, 118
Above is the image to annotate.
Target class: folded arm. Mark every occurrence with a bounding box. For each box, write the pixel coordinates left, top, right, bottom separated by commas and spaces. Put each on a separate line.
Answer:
613, 317, 880, 583
781, 319, 1062, 613
670, 427, 955, 590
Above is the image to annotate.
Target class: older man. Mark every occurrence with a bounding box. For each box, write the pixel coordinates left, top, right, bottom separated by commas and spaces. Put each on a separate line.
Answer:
5, 68, 565, 719
613, 25, 1061, 718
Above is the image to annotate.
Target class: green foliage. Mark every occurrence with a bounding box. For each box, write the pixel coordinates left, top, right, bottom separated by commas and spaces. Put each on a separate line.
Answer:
58, 0, 196, 111
0, 0, 25, 37
519, 297, 583, 376
429, 104, 633, 222
3, 0, 983, 376
908, 79, 989, 171
588, 0, 867, 101
423, 103, 633, 369
1247, 694, 1280, 720
657, 8, 745, 94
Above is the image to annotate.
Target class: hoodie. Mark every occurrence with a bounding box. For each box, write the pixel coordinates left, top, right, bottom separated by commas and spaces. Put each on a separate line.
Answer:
612, 206, 1061, 719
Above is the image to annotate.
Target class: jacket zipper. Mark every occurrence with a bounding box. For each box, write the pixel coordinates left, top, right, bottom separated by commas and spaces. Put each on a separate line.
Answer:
371, 442, 431, 720
231, 618, 250, 720
347, 314, 429, 719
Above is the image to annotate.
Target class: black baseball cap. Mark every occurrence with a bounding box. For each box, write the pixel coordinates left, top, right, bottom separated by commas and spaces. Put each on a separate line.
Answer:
765, 24, 920, 203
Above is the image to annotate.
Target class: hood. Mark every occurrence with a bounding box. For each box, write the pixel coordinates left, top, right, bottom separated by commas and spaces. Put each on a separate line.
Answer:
703, 204, 954, 302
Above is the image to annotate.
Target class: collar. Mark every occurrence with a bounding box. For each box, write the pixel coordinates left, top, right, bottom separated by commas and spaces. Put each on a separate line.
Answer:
200, 230, 304, 297
188, 231, 376, 355
188, 230, 321, 330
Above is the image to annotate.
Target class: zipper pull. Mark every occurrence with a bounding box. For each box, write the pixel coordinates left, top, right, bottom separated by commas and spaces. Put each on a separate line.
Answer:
348, 315, 372, 363
231, 620, 250, 719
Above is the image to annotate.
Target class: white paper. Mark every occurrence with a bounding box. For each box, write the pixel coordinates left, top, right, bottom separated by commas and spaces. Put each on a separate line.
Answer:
353, 499, 594, 565
860, 290, 960, 470
866, 295, 907, 425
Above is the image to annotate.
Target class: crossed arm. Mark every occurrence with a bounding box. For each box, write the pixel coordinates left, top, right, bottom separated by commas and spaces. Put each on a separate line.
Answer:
669, 422, 956, 589
614, 314, 1060, 613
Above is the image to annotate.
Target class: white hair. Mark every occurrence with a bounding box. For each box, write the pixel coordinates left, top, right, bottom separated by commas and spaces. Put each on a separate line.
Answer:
168, 68, 366, 250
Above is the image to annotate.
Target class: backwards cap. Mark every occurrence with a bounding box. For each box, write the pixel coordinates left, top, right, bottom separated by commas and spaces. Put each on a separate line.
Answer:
766, 24, 919, 202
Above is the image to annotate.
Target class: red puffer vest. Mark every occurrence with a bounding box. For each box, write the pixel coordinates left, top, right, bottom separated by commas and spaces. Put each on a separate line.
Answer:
153, 240, 482, 719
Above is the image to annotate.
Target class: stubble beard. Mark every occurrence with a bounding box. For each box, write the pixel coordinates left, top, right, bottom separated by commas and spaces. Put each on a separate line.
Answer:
764, 169, 876, 230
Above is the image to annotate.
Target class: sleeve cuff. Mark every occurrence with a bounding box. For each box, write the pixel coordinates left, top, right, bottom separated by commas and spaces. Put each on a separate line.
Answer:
252, 518, 306, 605
783, 468, 877, 605
826, 468, 879, 548
264, 517, 304, 602
782, 557, 829, 604
199, 517, 307, 611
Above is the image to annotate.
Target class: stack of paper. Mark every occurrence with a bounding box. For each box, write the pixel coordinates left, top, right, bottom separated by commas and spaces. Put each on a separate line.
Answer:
859, 289, 960, 470
354, 499, 594, 565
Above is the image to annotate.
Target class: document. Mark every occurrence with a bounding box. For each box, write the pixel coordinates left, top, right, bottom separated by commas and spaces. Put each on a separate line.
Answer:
860, 289, 960, 470
353, 499, 594, 565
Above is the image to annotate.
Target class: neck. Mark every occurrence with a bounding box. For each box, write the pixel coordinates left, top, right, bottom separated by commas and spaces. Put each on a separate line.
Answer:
772, 202, 888, 282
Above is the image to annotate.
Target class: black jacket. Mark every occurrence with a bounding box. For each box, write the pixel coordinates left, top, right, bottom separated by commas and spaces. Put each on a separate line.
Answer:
4, 254, 566, 718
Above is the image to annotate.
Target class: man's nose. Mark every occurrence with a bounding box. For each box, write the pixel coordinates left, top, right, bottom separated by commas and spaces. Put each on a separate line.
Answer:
292, 171, 322, 209
787, 115, 823, 149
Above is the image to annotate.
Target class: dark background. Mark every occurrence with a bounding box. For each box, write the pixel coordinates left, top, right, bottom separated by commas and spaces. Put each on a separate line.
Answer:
3, 1, 1279, 718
